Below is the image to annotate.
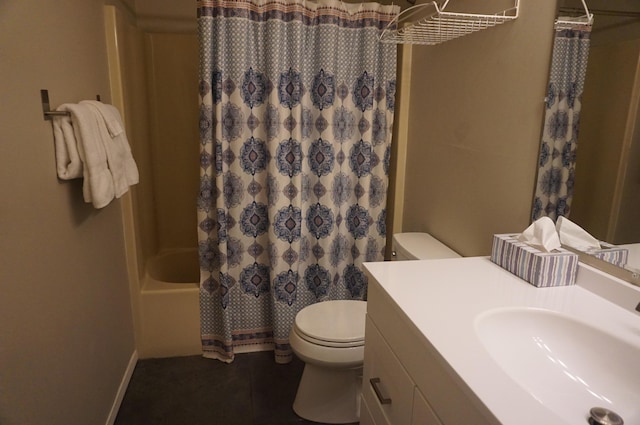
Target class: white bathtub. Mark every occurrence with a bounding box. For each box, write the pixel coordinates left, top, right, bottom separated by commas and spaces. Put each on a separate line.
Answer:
139, 248, 201, 358
147, 248, 200, 287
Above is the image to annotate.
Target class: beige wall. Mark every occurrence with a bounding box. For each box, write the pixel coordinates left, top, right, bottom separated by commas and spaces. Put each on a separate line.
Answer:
0, 1, 135, 424
135, 0, 194, 20
400, 0, 557, 256
385, 44, 412, 258
133, 0, 196, 32
615, 89, 640, 243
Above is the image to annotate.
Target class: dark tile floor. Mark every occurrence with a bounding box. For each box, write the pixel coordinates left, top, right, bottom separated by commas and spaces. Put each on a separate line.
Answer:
115, 351, 353, 425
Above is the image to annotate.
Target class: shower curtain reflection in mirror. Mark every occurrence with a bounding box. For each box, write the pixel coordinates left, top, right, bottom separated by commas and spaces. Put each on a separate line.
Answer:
532, 22, 592, 222
196, 0, 399, 363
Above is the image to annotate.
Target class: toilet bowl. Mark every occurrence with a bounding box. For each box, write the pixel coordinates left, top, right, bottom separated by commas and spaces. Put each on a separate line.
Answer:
290, 233, 461, 423
290, 300, 366, 424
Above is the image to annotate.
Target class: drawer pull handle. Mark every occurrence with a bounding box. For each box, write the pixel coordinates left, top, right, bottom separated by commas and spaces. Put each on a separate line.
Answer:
370, 377, 392, 405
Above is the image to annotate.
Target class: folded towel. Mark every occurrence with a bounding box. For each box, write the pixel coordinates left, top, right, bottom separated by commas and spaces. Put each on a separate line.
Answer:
59, 103, 115, 208
52, 110, 83, 180
53, 101, 139, 208
80, 101, 139, 198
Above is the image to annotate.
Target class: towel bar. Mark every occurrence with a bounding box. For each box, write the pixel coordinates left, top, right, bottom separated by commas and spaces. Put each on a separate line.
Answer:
41, 89, 101, 121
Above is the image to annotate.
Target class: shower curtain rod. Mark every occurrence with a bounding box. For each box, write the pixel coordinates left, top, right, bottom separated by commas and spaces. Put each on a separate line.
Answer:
559, 7, 640, 19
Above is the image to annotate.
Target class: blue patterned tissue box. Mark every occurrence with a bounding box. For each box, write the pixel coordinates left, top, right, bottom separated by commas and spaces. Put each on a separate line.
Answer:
587, 242, 628, 268
490, 234, 579, 288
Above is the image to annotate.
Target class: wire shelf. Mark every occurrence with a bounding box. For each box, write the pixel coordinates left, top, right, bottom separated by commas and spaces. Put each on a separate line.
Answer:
555, 0, 593, 29
380, 0, 519, 45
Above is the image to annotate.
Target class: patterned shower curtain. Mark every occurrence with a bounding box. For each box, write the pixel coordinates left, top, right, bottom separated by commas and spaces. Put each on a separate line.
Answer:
197, 0, 398, 363
532, 23, 592, 221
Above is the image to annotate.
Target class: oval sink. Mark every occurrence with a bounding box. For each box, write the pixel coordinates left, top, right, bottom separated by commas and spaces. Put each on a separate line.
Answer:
475, 308, 640, 424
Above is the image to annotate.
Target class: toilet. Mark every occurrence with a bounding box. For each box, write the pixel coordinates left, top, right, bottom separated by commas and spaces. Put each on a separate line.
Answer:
289, 232, 461, 424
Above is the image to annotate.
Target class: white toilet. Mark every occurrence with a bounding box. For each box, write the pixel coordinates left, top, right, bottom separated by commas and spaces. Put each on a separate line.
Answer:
289, 232, 461, 424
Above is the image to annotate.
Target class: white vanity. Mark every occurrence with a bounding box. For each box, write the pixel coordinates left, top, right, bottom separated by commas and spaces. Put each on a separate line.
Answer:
360, 257, 640, 425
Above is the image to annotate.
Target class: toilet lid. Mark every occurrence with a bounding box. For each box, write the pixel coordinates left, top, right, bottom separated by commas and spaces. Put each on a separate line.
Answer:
294, 300, 367, 347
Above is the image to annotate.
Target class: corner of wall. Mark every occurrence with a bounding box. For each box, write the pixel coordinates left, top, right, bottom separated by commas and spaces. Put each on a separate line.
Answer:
392, 44, 412, 236
106, 350, 139, 425
104, 3, 143, 354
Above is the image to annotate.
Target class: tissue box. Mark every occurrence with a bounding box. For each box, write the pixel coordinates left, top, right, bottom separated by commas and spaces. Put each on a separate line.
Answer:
490, 234, 578, 288
588, 242, 628, 268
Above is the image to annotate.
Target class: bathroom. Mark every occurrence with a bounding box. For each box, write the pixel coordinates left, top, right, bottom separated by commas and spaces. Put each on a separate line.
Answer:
0, 0, 638, 424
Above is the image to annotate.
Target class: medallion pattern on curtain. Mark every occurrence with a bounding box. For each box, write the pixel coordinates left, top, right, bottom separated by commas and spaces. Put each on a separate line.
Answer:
197, 0, 398, 363
532, 24, 592, 222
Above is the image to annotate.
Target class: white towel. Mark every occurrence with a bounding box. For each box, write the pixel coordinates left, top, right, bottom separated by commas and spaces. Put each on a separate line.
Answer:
80, 101, 139, 198
52, 110, 83, 180
59, 103, 115, 208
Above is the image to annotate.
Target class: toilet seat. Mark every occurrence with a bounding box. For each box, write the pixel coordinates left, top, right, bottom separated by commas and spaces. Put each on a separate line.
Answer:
293, 300, 366, 348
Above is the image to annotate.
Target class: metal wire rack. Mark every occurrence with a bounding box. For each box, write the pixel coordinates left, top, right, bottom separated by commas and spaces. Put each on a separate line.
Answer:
555, 0, 593, 29
379, 0, 519, 46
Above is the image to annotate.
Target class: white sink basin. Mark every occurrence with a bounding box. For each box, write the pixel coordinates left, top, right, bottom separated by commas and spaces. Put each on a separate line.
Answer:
475, 308, 640, 424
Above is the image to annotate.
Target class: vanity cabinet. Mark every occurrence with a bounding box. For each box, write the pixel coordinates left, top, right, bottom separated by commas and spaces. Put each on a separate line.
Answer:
360, 278, 499, 425
361, 317, 441, 425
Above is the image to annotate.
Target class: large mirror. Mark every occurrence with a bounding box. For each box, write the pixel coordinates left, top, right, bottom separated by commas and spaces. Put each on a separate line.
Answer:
555, 0, 640, 281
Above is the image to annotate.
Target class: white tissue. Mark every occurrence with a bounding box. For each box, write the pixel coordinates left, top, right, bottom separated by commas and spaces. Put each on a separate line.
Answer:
518, 217, 562, 252
555, 216, 601, 251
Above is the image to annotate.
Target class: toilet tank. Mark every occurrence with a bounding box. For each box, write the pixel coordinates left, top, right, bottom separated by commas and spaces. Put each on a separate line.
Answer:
392, 232, 461, 261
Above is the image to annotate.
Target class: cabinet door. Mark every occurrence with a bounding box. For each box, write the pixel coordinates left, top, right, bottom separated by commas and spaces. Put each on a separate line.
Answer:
412, 387, 442, 425
362, 317, 415, 425
360, 395, 382, 425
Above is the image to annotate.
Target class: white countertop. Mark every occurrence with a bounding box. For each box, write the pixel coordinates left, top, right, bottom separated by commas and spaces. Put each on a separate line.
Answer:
363, 256, 640, 425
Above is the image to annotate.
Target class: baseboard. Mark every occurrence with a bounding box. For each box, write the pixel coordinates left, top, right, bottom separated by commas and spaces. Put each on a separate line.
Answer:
106, 350, 139, 425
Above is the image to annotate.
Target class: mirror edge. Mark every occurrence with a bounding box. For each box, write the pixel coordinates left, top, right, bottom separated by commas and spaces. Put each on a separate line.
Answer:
563, 245, 640, 287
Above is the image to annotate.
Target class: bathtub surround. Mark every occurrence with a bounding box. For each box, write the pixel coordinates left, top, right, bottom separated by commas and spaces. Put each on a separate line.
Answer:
103, 5, 203, 359
197, 0, 398, 363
